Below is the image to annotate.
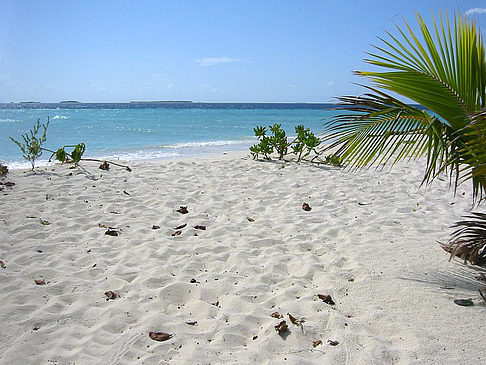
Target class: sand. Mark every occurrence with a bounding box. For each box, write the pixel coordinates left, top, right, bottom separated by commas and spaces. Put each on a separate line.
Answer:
1, 152, 485, 364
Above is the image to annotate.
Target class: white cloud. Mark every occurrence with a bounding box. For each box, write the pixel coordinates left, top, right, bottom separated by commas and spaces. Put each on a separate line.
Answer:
465, 8, 486, 16
196, 57, 241, 66
327, 81, 334, 86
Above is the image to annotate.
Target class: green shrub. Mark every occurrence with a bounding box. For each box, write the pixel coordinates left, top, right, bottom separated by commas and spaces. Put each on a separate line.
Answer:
292, 125, 321, 162
251, 123, 321, 162
9, 118, 49, 170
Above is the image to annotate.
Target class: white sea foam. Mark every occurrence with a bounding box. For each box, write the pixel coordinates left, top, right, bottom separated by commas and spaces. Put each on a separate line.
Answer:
52, 115, 69, 120
0, 118, 20, 123
167, 139, 255, 149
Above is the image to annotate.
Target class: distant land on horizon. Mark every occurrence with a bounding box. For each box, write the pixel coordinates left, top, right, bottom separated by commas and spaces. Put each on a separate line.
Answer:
0, 101, 337, 110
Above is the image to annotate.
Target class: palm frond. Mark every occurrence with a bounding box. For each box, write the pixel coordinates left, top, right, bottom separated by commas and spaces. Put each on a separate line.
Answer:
322, 86, 450, 172
440, 212, 486, 265
322, 10, 486, 202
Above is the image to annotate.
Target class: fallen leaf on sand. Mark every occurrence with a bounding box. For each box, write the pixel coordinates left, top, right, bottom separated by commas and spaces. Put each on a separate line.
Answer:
33, 327, 39, 331
174, 223, 187, 230
99, 161, 110, 170
211, 301, 219, 307
0, 261, 5, 268
253, 335, 258, 340
194, 225, 206, 230
302, 202, 312, 211
313, 340, 322, 347
328, 339, 339, 346
185, 321, 197, 325
247, 217, 255, 222
270, 312, 283, 319
275, 320, 288, 334
454, 298, 474, 306
152, 225, 160, 230
39, 218, 51, 225
177, 206, 189, 214
317, 294, 335, 305
149, 332, 173, 342
123, 190, 130, 196
105, 291, 117, 300
34, 279, 46, 285
475, 273, 486, 282
190, 278, 200, 284
287, 313, 305, 326
172, 230, 182, 236
105, 229, 120, 237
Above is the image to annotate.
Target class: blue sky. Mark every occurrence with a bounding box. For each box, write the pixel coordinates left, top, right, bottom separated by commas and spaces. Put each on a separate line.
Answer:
0, 0, 485, 103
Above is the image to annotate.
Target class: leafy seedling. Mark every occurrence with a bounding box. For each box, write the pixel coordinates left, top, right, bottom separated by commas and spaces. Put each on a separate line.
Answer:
10, 118, 49, 170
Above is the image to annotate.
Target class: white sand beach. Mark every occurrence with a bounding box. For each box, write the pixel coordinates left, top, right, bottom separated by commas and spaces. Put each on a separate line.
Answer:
1, 152, 485, 364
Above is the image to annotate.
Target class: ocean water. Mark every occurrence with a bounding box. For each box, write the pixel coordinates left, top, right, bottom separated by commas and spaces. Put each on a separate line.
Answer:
0, 103, 338, 169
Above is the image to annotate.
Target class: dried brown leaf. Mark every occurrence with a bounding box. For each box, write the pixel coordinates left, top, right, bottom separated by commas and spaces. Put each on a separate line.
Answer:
174, 223, 187, 230
172, 230, 182, 236
185, 321, 197, 325
287, 313, 305, 326
149, 332, 173, 341
313, 340, 322, 347
270, 312, 283, 319
274, 320, 288, 334
152, 225, 160, 230
34, 279, 46, 285
247, 217, 255, 222
317, 294, 335, 305
39, 218, 51, 225
177, 206, 189, 214
105, 291, 117, 300
0, 260, 5, 269
105, 229, 120, 236
302, 202, 312, 211
99, 161, 110, 170
328, 340, 339, 346
194, 225, 206, 230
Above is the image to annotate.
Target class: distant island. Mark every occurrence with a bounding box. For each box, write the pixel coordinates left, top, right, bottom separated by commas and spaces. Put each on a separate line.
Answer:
129, 100, 192, 103
60, 100, 81, 103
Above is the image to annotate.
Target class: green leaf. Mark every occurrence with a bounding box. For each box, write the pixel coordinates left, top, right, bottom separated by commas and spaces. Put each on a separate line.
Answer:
55, 148, 66, 162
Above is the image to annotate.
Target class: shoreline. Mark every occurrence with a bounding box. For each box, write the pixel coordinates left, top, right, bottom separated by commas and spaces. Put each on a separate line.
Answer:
1, 154, 485, 363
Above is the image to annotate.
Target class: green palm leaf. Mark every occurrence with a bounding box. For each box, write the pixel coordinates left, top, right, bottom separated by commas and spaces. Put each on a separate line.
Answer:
322, 10, 486, 202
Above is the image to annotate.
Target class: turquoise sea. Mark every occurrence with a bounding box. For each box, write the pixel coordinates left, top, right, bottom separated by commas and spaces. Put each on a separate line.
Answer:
0, 103, 338, 169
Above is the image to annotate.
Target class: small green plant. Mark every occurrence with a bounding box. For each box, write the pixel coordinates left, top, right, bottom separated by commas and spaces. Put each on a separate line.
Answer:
10, 119, 131, 172
9, 118, 49, 170
292, 125, 321, 162
53, 143, 86, 164
250, 126, 273, 159
269, 124, 289, 160
250, 123, 322, 162
323, 154, 343, 167
250, 124, 290, 160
